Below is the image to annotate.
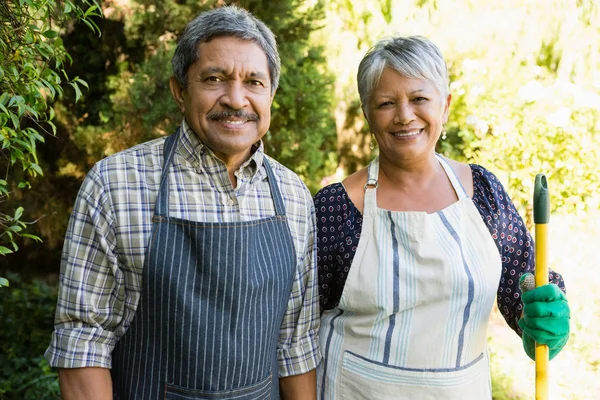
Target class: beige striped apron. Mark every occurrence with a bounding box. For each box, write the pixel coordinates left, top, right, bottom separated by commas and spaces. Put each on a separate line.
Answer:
318, 155, 501, 399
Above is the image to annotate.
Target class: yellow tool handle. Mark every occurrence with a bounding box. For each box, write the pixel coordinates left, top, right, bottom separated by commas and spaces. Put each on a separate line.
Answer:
534, 174, 549, 400
535, 223, 549, 400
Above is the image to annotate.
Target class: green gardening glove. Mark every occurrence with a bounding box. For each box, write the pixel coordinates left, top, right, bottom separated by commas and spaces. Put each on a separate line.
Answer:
518, 273, 570, 360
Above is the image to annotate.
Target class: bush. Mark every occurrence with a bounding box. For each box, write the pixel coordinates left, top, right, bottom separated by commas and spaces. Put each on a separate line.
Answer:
0, 272, 59, 400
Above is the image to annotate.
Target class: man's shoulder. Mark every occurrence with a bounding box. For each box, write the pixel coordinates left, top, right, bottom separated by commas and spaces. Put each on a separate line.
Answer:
90, 136, 167, 182
95, 137, 165, 168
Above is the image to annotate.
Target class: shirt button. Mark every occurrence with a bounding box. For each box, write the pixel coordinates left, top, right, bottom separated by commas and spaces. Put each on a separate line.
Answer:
227, 199, 234, 206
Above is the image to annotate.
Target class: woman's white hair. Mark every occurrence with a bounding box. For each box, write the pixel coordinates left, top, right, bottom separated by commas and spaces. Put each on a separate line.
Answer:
357, 35, 449, 109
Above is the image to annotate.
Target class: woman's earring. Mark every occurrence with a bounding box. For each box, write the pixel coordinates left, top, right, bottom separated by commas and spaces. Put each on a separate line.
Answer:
370, 134, 376, 150
441, 130, 447, 140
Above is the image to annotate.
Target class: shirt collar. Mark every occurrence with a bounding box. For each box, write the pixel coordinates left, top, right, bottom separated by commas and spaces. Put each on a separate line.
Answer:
177, 119, 266, 181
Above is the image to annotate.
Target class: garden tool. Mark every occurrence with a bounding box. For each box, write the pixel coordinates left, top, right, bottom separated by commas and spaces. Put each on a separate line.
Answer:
518, 174, 569, 399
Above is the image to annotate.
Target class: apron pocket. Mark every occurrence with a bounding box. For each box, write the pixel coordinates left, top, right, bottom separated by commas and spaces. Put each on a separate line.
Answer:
164, 374, 272, 400
340, 351, 490, 400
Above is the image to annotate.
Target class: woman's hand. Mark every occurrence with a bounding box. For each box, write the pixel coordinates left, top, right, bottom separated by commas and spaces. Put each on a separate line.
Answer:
518, 273, 570, 360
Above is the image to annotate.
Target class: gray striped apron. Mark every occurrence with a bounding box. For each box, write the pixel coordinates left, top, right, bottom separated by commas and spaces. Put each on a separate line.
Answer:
111, 130, 296, 399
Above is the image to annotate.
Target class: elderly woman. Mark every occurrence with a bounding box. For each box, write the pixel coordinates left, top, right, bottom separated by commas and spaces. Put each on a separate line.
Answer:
314, 36, 570, 399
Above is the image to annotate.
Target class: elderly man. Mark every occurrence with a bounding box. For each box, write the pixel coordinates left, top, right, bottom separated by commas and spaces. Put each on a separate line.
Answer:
45, 6, 320, 399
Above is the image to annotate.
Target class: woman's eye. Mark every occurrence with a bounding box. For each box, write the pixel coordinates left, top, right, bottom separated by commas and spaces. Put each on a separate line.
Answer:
378, 101, 393, 108
413, 97, 427, 103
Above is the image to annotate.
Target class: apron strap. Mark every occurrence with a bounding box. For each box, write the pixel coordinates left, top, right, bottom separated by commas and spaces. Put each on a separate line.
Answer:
436, 153, 469, 199
362, 156, 380, 216
156, 128, 181, 217
262, 158, 287, 217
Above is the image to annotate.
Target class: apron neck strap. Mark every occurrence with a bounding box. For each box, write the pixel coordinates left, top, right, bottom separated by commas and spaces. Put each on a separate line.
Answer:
435, 154, 469, 199
156, 129, 180, 216
362, 156, 380, 214
262, 158, 287, 217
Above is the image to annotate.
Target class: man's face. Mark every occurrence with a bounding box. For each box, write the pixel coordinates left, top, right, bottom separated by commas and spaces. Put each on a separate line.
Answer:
170, 36, 274, 165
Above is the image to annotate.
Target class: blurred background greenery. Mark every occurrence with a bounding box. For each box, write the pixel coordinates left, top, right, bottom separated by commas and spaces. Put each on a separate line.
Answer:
1, 0, 599, 398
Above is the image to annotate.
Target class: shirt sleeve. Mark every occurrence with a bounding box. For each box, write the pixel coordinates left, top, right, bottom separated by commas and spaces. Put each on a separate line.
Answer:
277, 195, 321, 377
314, 183, 362, 311
470, 165, 566, 334
44, 164, 127, 368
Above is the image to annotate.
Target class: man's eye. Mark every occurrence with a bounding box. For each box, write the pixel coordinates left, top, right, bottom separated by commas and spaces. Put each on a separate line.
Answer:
413, 97, 427, 103
205, 76, 222, 82
248, 80, 264, 86
378, 101, 393, 108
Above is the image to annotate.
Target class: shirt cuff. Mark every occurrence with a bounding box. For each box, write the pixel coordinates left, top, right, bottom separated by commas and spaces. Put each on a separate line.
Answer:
45, 327, 117, 369
277, 329, 322, 377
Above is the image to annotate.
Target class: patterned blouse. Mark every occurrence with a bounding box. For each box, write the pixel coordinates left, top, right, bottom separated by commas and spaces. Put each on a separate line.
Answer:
314, 164, 565, 334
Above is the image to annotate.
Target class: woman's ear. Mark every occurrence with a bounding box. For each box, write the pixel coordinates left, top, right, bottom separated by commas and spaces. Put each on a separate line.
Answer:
443, 93, 452, 124
362, 104, 370, 125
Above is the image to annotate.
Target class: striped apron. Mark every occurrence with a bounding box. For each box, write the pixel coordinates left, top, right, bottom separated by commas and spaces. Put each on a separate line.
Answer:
111, 131, 296, 399
318, 155, 501, 399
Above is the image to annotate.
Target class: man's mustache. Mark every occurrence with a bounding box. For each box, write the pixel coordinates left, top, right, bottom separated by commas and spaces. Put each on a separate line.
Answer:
207, 109, 259, 121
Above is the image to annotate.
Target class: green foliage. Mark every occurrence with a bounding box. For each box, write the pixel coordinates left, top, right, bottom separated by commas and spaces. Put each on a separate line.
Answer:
0, 0, 102, 278
243, 0, 337, 193
318, 0, 600, 218
68, 0, 336, 193
0, 272, 59, 399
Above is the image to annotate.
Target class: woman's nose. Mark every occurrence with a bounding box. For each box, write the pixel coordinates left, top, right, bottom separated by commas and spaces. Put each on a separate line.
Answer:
394, 104, 415, 125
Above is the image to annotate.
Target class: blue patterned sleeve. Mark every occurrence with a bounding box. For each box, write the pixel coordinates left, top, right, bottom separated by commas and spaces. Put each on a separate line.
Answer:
470, 165, 566, 334
313, 183, 362, 311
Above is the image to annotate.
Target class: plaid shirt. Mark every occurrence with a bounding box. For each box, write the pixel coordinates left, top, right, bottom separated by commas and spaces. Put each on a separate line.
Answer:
45, 120, 320, 377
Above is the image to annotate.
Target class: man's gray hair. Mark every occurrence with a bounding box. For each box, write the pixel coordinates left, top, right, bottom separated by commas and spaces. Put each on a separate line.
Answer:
357, 36, 449, 108
172, 6, 281, 95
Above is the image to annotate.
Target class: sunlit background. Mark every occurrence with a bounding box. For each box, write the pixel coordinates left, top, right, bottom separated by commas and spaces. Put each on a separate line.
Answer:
1, 0, 598, 398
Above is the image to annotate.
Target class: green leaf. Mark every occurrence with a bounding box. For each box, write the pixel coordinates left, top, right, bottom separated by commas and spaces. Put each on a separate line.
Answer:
74, 77, 89, 89
70, 82, 83, 102
43, 30, 59, 39
13, 138, 32, 152
10, 113, 20, 129
22, 233, 43, 242
47, 120, 57, 135
8, 95, 23, 107
0, 277, 9, 287
23, 105, 39, 118
17, 181, 32, 189
81, 18, 96, 34
14, 207, 24, 220
41, 78, 57, 98
0, 246, 13, 255
84, 5, 99, 17
9, 225, 23, 233
29, 163, 44, 176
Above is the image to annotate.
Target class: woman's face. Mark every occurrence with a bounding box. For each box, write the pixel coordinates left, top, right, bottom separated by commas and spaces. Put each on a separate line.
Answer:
365, 67, 451, 165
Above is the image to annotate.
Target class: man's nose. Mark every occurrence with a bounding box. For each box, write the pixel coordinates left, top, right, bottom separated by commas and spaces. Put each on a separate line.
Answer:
220, 81, 249, 110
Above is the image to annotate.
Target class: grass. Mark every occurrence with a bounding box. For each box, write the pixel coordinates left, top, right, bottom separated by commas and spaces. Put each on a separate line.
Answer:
489, 212, 600, 399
